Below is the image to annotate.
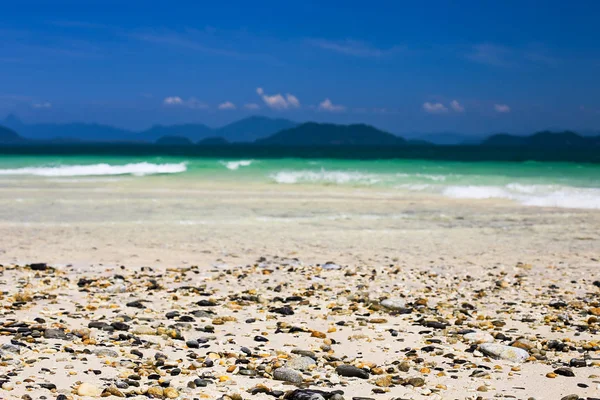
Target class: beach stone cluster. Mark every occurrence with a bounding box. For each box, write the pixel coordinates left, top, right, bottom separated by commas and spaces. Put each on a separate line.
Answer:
0, 259, 599, 399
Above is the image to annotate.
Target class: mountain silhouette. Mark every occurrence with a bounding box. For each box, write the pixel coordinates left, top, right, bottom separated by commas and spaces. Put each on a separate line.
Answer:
0, 124, 26, 143
2, 114, 296, 143
216, 116, 297, 142
255, 122, 406, 146
482, 131, 599, 147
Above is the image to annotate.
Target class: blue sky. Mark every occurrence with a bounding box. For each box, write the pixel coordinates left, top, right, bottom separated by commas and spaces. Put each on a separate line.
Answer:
1, 0, 599, 135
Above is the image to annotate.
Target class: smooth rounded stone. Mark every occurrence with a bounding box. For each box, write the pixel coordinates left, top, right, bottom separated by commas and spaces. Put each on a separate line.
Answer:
193, 378, 209, 387
131, 326, 157, 335
380, 298, 405, 310
569, 358, 586, 368
561, 395, 579, 400
77, 382, 103, 397
284, 389, 344, 400
191, 310, 213, 318
239, 369, 257, 376
147, 386, 163, 398
479, 343, 529, 363
126, 300, 146, 308
106, 283, 127, 293
286, 356, 316, 371
93, 348, 119, 357
186, 340, 199, 349
44, 328, 68, 340
29, 262, 49, 270
511, 338, 535, 350
335, 364, 370, 379
322, 262, 342, 270
464, 332, 495, 343
407, 377, 425, 387
273, 367, 304, 384
38, 383, 57, 390
115, 381, 129, 389
88, 321, 111, 330
1, 344, 21, 354
163, 387, 179, 399
111, 322, 130, 331
554, 367, 575, 377
105, 385, 125, 397
291, 349, 317, 359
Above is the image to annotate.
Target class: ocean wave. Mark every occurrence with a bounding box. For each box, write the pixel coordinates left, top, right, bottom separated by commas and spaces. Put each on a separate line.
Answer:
271, 169, 381, 185
221, 160, 253, 170
441, 184, 600, 209
0, 162, 187, 177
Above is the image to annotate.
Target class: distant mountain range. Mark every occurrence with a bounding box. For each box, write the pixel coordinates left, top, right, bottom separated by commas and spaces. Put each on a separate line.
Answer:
256, 122, 405, 146
1, 115, 297, 143
1, 114, 599, 148
403, 132, 482, 145
482, 131, 600, 147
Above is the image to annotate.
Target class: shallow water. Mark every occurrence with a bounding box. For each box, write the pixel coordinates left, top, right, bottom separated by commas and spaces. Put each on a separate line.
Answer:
0, 155, 598, 209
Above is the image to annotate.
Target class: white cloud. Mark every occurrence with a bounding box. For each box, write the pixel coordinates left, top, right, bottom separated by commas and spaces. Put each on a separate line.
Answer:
318, 98, 346, 112
423, 102, 448, 114
218, 101, 236, 110
32, 102, 52, 109
494, 104, 511, 113
243, 103, 260, 110
163, 96, 208, 109
309, 39, 403, 58
286, 94, 300, 108
256, 87, 300, 110
450, 100, 465, 112
164, 96, 184, 105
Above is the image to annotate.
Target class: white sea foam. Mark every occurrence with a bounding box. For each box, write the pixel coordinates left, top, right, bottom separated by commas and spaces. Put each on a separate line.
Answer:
0, 162, 187, 177
271, 169, 380, 185
221, 160, 253, 170
441, 184, 600, 209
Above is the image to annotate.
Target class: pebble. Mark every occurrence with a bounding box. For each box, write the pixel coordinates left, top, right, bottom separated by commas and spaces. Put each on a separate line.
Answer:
43, 328, 68, 340
380, 298, 406, 310
335, 365, 370, 379
560, 395, 579, 400
554, 367, 575, 377
479, 343, 529, 363
273, 367, 304, 384
93, 348, 119, 357
569, 358, 586, 368
77, 382, 102, 397
464, 331, 495, 343
286, 356, 316, 371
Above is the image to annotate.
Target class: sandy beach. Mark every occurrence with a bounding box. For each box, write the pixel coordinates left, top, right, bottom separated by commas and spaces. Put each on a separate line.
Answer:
0, 176, 599, 400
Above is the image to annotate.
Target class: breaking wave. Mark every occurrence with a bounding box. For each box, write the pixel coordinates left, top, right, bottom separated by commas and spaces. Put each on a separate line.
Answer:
269, 168, 600, 209
221, 160, 253, 170
270, 170, 381, 185
0, 162, 187, 177
442, 184, 600, 209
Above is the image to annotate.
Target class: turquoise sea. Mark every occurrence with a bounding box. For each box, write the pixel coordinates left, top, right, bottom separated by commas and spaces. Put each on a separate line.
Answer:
0, 155, 598, 209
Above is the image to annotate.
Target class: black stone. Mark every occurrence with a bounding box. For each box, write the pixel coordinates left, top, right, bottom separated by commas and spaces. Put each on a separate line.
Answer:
555, 367, 575, 377
335, 364, 369, 379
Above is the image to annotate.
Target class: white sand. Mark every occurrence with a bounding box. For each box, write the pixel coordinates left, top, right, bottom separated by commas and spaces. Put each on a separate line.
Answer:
0, 177, 599, 399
